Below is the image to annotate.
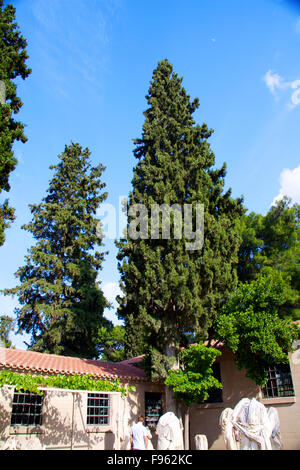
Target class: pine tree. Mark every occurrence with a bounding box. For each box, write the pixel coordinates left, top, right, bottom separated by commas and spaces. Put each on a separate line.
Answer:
96, 325, 126, 361
116, 59, 244, 378
0, 315, 15, 348
4, 143, 110, 358
0, 0, 31, 246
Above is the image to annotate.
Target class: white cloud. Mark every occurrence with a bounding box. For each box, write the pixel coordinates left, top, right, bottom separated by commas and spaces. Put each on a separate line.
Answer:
290, 80, 300, 108
264, 70, 300, 109
102, 282, 123, 326
272, 165, 300, 206
102, 282, 123, 306
264, 70, 285, 95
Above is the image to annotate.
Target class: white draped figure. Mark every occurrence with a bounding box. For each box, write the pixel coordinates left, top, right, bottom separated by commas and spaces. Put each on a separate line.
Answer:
219, 408, 240, 450
267, 407, 283, 450
230, 398, 273, 450
156, 411, 184, 450
1, 437, 23, 450
219, 398, 283, 450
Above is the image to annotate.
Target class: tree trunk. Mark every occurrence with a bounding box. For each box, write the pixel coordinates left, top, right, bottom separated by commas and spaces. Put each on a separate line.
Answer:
165, 386, 179, 414
184, 406, 190, 450
165, 341, 179, 414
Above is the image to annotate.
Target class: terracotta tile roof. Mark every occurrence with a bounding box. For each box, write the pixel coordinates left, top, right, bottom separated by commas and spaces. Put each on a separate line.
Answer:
0, 347, 147, 381
204, 339, 224, 349
119, 355, 145, 365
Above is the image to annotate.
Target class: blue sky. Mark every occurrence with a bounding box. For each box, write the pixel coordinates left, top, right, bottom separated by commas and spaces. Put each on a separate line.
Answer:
1, 0, 300, 349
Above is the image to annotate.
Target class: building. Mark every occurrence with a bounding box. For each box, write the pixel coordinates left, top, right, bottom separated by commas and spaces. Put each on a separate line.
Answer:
0, 347, 164, 450
0, 344, 299, 450
189, 344, 300, 450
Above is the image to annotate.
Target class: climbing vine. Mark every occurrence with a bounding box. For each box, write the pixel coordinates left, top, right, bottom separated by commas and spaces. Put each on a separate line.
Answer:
0, 370, 135, 396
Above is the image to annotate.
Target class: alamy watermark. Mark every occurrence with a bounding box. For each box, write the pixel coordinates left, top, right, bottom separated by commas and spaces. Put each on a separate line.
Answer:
0, 81, 6, 105
97, 198, 204, 251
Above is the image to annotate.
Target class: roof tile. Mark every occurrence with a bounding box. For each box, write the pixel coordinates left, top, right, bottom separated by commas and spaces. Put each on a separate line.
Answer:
0, 347, 147, 381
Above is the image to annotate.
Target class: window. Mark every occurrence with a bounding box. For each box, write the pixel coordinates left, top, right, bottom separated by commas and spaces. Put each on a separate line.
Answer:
204, 362, 223, 404
263, 364, 295, 398
145, 392, 163, 427
87, 393, 109, 425
11, 390, 44, 426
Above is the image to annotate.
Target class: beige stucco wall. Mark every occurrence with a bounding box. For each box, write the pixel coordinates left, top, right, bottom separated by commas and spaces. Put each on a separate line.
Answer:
0, 377, 164, 450
0, 386, 118, 449
120, 381, 165, 450
188, 347, 300, 450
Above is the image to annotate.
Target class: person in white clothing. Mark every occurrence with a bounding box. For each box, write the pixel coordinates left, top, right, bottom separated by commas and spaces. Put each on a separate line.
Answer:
130, 416, 148, 450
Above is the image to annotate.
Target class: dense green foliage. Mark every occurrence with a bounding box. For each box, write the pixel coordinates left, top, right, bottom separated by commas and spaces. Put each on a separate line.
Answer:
117, 59, 244, 377
97, 325, 125, 361
0, 370, 132, 396
0, 0, 31, 245
3, 143, 110, 358
238, 197, 300, 319
165, 344, 222, 406
0, 315, 15, 347
215, 269, 299, 386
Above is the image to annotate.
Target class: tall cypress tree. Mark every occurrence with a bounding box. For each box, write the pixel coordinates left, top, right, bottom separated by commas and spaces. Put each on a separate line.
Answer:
4, 143, 110, 358
116, 59, 244, 378
0, 0, 31, 245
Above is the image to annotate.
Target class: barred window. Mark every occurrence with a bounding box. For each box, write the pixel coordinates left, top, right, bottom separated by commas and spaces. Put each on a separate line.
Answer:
87, 393, 109, 425
263, 364, 295, 398
11, 390, 44, 426
145, 392, 163, 427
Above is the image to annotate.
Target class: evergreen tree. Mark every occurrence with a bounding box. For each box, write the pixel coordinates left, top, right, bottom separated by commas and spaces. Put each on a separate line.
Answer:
215, 269, 299, 386
4, 143, 110, 358
238, 197, 300, 319
0, 0, 31, 246
96, 325, 125, 362
0, 315, 15, 347
116, 59, 244, 378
